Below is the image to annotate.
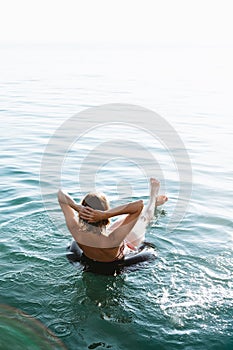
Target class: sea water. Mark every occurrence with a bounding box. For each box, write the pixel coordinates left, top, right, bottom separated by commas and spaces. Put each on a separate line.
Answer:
0, 43, 233, 349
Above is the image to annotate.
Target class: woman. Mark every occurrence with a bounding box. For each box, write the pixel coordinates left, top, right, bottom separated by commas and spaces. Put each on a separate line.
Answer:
58, 178, 168, 263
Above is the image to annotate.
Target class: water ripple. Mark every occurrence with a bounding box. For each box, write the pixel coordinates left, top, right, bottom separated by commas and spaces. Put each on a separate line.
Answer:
46, 320, 73, 337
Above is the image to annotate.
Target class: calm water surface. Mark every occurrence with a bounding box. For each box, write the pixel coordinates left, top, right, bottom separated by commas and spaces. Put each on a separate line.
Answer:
0, 43, 233, 349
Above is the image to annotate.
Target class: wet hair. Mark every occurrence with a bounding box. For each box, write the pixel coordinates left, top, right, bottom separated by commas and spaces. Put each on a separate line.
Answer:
81, 192, 110, 227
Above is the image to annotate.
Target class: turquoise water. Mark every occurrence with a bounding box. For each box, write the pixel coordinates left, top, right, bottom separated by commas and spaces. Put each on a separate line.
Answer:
1, 43, 233, 349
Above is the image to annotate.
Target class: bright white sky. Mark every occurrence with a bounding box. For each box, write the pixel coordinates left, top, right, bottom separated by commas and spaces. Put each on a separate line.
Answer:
0, 0, 232, 45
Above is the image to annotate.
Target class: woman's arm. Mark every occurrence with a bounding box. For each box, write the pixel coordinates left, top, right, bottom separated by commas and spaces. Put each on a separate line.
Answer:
57, 189, 82, 213
57, 189, 84, 235
109, 200, 144, 246
79, 200, 143, 222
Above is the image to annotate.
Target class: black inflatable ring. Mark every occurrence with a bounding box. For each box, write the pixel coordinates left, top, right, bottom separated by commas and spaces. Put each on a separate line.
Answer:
66, 241, 157, 275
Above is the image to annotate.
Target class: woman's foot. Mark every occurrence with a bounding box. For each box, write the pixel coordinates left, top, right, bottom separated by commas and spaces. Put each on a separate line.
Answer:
150, 178, 168, 207
156, 195, 168, 207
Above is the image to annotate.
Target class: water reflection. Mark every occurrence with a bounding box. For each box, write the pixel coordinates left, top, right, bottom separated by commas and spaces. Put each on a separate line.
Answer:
73, 272, 133, 324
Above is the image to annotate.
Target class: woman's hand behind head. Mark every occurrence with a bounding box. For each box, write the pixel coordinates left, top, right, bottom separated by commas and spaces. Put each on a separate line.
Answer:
79, 207, 107, 223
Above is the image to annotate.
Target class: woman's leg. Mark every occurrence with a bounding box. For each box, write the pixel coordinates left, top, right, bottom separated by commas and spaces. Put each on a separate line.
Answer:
125, 178, 167, 248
